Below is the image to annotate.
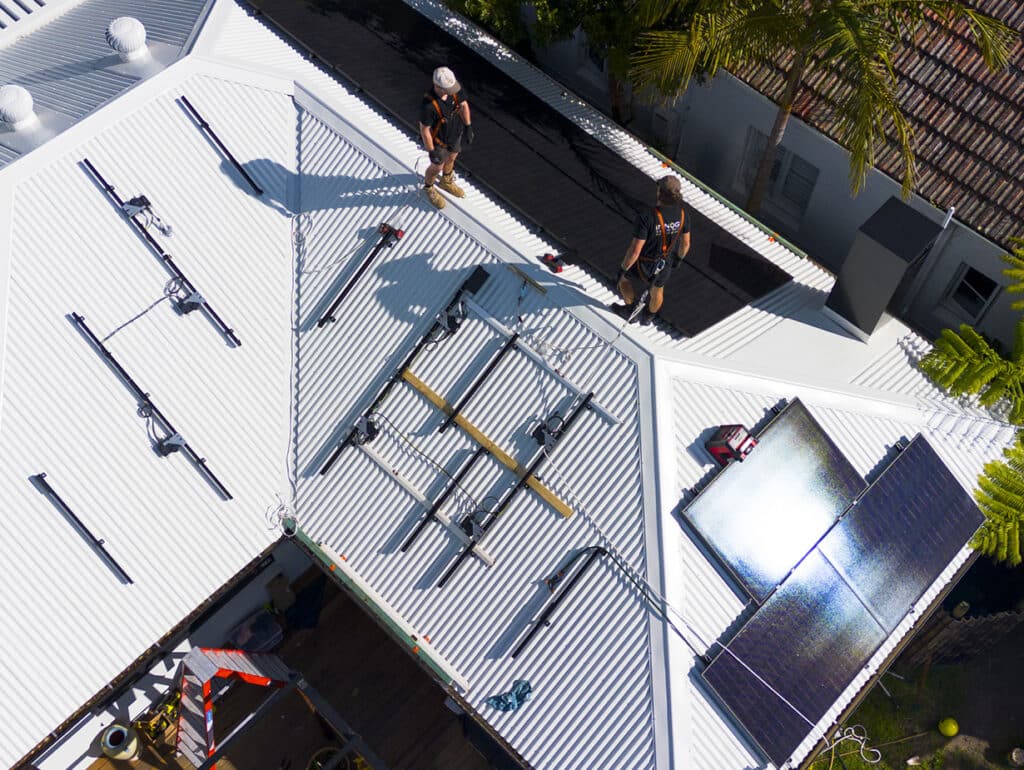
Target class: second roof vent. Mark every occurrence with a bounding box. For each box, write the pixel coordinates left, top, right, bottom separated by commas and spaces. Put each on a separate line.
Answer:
106, 17, 149, 62
0, 85, 38, 130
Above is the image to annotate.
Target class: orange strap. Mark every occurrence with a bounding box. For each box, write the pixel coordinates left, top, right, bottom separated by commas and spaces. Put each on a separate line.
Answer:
653, 207, 684, 258
430, 94, 461, 147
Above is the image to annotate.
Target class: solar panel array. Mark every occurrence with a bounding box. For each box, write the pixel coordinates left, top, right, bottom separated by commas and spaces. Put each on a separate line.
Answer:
684, 399, 866, 602
701, 436, 984, 767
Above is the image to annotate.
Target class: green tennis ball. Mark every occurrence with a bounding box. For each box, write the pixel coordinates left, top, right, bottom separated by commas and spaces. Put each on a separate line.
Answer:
938, 717, 959, 737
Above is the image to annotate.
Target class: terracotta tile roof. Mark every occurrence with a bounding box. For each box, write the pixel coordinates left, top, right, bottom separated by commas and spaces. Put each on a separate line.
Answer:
730, 1, 1024, 250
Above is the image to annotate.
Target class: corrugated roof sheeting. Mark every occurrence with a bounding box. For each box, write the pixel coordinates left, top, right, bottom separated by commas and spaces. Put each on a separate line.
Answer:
293, 109, 657, 770
667, 373, 1015, 768
731, 1, 1024, 250
401, 0, 833, 303
0, 0, 207, 115
0, 0, 50, 35
0, 73, 295, 767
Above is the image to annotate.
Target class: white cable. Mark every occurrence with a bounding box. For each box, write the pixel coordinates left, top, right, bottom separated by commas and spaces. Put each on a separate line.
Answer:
542, 446, 821, 731
821, 725, 881, 764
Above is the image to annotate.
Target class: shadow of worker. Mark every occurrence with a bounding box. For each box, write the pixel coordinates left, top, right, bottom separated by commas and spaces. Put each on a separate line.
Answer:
223, 157, 420, 215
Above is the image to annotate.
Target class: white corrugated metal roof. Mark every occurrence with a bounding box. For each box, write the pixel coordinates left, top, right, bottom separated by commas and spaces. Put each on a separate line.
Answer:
0, 63, 296, 767
0, 2, 1017, 769
0, 0, 212, 168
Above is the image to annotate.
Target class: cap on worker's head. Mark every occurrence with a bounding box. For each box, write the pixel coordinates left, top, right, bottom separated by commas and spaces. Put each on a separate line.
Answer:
657, 175, 683, 205
433, 66, 461, 95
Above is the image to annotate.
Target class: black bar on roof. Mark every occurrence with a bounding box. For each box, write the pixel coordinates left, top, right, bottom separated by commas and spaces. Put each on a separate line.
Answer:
319, 267, 492, 476
438, 333, 519, 434
31, 473, 134, 584
179, 95, 264, 196
436, 392, 594, 588
510, 546, 606, 659
400, 446, 487, 553
317, 223, 404, 328
81, 158, 242, 347
70, 312, 233, 500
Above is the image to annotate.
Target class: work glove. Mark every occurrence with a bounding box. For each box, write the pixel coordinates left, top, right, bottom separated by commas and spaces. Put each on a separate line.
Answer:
616, 267, 627, 283
464, 124, 475, 145
428, 147, 444, 164
671, 255, 682, 269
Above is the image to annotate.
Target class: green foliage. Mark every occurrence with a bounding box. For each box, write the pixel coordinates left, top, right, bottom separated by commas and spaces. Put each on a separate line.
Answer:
444, 0, 532, 46
972, 434, 1024, 566
1001, 236, 1024, 312
630, 0, 1015, 200
918, 321, 1024, 425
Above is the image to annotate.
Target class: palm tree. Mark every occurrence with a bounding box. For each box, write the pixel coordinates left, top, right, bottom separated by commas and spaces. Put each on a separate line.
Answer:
1001, 237, 1024, 311
973, 434, 1024, 566
630, 0, 1014, 214
918, 320, 1024, 424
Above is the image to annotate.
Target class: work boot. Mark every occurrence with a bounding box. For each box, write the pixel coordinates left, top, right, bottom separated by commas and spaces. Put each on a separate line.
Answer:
424, 185, 446, 209
610, 301, 638, 321
639, 308, 656, 326
437, 171, 465, 198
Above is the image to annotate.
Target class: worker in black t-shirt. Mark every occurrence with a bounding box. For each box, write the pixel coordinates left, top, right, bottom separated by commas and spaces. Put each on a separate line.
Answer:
418, 66, 475, 210
610, 176, 691, 325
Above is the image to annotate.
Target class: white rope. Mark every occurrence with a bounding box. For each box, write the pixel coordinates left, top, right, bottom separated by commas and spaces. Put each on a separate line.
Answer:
821, 725, 881, 765
541, 447, 821, 731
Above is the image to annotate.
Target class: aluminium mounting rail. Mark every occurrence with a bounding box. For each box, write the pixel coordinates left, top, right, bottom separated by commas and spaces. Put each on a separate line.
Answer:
510, 546, 606, 659
319, 266, 491, 476
438, 332, 519, 434
31, 473, 134, 584
400, 370, 573, 519
399, 446, 488, 553
460, 295, 619, 425
317, 222, 405, 327
71, 312, 232, 500
81, 158, 241, 347
179, 95, 263, 196
435, 391, 595, 589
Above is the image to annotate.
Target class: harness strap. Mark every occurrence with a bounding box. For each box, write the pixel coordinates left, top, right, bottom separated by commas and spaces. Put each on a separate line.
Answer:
430, 94, 461, 148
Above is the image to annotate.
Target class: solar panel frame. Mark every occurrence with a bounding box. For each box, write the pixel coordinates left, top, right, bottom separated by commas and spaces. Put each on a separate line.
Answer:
702, 549, 888, 767
683, 399, 866, 602
701, 435, 985, 767
819, 436, 985, 632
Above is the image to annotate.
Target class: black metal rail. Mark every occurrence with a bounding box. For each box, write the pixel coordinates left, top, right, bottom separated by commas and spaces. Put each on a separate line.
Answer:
400, 446, 487, 553
31, 473, 134, 584
179, 95, 264, 196
511, 546, 606, 659
81, 158, 241, 347
71, 312, 233, 500
319, 266, 491, 476
436, 392, 594, 588
438, 333, 519, 434
317, 222, 404, 327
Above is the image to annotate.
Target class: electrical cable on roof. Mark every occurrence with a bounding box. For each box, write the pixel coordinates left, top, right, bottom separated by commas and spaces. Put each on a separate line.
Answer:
372, 410, 482, 515
102, 278, 183, 342
529, 290, 647, 369
541, 446, 822, 733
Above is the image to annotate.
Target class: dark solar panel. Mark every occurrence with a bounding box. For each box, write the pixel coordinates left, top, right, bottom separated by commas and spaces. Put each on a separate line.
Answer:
819, 437, 984, 632
683, 399, 866, 602
702, 435, 984, 767
703, 549, 888, 767
248, 0, 792, 338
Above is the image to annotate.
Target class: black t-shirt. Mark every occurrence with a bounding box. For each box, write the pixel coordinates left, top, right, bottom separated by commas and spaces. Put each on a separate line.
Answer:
419, 90, 465, 147
632, 205, 690, 262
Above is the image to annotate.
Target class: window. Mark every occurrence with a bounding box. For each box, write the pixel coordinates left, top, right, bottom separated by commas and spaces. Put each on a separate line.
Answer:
737, 127, 819, 224
945, 265, 999, 321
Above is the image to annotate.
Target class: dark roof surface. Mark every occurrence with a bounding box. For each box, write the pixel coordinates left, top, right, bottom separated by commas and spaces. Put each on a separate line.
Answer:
731, 1, 1024, 250
248, 0, 790, 337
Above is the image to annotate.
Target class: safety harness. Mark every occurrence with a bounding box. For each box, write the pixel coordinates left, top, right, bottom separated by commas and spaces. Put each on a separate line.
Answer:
640, 207, 684, 276
429, 93, 461, 148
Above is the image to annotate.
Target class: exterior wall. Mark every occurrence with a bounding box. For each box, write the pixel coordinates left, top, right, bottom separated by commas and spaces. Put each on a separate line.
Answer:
534, 37, 1020, 349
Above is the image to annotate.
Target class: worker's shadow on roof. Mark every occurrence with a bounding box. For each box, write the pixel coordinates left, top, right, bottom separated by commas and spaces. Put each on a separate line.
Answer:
225, 158, 420, 215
